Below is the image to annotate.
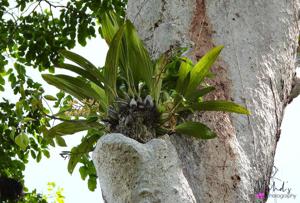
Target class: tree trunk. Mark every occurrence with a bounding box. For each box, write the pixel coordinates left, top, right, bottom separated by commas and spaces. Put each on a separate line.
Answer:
93, 0, 300, 202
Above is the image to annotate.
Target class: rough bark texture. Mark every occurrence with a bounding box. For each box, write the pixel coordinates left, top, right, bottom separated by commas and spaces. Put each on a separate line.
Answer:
93, 134, 196, 203
93, 0, 300, 202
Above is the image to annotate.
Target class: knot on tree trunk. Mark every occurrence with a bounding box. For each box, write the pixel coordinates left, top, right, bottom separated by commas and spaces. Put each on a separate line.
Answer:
93, 133, 196, 203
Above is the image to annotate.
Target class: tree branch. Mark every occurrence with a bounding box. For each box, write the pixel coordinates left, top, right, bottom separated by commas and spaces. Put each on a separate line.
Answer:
43, 0, 66, 9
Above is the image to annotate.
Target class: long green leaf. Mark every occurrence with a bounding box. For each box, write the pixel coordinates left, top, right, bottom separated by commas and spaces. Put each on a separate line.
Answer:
45, 120, 104, 139
90, 82, 108, 109
55, 62, 104, 88
175, 121, 217, 139
105, 20, 154, 98
101, 11, 122, 44
60, 50, 105, 85
42, 74, 108, 111
124, 20, 153, 89
104, 24, 125, 101
60, 50, 98, 73
185, 46, 223, 97
192, 100, 250, 114
176, 57, 193, 94
152, 54, 168, 104
179, 72, 191, 97
43, 74, 88, 100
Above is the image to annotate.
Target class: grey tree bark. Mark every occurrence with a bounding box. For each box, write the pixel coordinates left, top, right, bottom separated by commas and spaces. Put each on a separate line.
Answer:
93, 0, 300, 202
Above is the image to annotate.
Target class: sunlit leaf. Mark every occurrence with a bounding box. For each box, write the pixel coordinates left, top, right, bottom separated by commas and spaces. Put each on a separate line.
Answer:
185, 46, 223, 97
16, 101, 23, 119
101, 11, 122, 44
15, 133, 29, 150
176, 57, 193, 94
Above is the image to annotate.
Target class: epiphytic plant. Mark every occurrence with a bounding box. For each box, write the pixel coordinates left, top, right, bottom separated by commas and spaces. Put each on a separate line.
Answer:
41, 11, 249, 190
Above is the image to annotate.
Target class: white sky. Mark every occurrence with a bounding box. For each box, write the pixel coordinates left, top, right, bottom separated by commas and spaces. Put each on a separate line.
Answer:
2, 35, 299, 202
266, 95, 300, 203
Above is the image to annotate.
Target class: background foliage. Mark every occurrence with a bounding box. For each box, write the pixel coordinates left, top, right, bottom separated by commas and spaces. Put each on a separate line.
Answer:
1, 0, 127, 201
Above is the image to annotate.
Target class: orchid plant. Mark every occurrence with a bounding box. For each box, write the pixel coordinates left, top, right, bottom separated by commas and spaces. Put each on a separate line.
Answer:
41, 11, 249, 190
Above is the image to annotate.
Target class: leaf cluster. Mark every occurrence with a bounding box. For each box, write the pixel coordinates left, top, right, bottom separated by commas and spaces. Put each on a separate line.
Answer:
43, 11, 250, 139
0, 79, 50, 175
0, 71, 53, 202
0, 0, 127, 90
40, 11, 250, 191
